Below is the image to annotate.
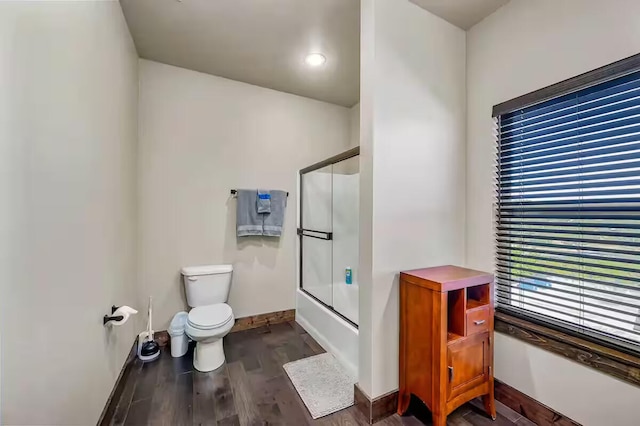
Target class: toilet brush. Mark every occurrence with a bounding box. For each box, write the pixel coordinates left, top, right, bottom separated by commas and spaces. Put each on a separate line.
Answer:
138, 296, 160, 362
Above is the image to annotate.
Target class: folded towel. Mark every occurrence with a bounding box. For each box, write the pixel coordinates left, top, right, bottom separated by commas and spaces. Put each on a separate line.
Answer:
262, 190, 287, 237
236, 189, 263, 237
257, 189, 271, 214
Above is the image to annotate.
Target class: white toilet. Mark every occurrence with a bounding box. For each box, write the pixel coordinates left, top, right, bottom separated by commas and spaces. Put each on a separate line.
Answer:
181, 264, 234, 372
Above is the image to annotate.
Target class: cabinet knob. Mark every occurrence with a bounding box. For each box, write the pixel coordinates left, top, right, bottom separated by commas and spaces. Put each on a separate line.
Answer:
474, 319, 486, 325
448, 366, 454, 382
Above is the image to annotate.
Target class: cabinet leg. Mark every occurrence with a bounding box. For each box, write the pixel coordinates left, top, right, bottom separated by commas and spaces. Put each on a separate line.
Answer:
482, 392, 497, 420
397, 391, 410, 415
432, 413, 447, 426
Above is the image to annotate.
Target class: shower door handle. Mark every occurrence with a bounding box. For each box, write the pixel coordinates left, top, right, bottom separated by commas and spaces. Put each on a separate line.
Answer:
297, 228, 333, 240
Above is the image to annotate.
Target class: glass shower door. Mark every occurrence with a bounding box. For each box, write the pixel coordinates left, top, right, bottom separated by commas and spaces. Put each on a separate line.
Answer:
299, 148, 359, 327
331, 156, 359, 325
300, 165, 333, 306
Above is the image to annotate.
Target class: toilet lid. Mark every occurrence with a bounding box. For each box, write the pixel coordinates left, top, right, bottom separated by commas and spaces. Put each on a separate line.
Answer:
188, 303, 233, 330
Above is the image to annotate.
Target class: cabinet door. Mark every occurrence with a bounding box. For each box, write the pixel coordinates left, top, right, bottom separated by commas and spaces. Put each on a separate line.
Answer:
447, 332, 489, 400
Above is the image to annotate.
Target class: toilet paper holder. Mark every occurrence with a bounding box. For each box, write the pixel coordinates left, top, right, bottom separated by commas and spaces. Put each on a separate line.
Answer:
104, 306, 123, 325
103, 305, 137, 326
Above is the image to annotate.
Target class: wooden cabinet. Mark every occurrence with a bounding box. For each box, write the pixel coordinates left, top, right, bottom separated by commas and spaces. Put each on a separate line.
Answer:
398, 265, 495, 426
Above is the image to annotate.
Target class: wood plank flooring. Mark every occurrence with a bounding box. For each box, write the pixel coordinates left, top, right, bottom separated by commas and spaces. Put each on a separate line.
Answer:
110, 322, 530, 426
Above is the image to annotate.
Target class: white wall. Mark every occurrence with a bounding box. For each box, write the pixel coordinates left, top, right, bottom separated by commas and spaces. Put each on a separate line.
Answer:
359, 0, 466, 398
349, 103, 361, 148
466, 1, 640, 424
138, 59, 352, 329
0, 1, 139, 424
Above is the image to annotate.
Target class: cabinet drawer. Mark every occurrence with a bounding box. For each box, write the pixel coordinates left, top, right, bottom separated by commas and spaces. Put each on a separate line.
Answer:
466, 307, 489, 335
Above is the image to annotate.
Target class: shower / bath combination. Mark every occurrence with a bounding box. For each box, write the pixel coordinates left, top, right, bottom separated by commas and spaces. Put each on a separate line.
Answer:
296, 147, 360, 378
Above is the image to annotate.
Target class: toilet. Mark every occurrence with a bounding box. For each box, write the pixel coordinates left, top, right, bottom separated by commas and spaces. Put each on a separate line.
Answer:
181, 264, 234, 372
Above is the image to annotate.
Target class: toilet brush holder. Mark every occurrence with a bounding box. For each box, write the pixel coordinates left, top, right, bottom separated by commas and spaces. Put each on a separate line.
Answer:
136, 331, 160, 362
137, 295, 160, 362
139, 339, 160, 362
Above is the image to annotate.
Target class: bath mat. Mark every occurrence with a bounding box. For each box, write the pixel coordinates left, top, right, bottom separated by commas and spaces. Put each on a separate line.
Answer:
283, 353, 356, 419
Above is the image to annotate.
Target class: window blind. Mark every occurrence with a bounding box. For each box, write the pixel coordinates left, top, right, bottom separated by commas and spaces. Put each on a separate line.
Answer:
496, 69, 640, 353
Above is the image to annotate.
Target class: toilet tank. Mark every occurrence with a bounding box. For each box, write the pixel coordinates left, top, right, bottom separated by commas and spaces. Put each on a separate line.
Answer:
181, 264, 233, 307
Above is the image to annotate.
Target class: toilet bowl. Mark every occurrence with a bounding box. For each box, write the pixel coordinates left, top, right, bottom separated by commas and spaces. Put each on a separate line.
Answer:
181, 264, 234, 372
185, 302, 234, 372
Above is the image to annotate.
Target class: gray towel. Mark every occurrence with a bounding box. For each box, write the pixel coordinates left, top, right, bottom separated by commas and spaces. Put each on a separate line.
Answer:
262, 190, 287, 237
236, 189, 263, 236
257, 189, 271, 214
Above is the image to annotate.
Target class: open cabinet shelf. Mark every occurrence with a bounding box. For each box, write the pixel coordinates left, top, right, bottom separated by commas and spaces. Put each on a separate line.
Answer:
467, 298, 488, 311
447, 332, 464, 342
467, 284, 490, 311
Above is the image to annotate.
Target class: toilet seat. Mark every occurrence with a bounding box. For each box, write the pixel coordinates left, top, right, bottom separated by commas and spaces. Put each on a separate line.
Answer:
187, 303, 233, 330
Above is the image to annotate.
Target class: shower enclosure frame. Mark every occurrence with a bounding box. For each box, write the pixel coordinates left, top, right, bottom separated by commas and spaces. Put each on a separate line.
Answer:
298, 146, 360, 329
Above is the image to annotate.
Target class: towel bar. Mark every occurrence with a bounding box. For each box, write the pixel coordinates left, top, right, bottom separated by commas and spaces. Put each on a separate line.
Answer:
230, 189, 289, 197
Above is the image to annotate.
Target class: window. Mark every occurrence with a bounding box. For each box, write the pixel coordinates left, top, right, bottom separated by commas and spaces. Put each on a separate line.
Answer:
495, 61, 640, 354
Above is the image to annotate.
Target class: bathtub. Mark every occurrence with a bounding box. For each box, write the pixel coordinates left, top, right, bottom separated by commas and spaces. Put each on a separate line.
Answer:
295, 287, 358, 378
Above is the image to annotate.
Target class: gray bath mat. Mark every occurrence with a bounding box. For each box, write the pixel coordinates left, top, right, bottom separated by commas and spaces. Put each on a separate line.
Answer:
283, 353, 356, 419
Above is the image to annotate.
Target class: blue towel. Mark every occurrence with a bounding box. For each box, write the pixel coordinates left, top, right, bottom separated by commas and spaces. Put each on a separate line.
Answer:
257, 189, 271, 214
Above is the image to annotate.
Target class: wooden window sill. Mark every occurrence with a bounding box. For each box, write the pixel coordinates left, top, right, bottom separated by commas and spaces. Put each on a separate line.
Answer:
494, 311, 640, 388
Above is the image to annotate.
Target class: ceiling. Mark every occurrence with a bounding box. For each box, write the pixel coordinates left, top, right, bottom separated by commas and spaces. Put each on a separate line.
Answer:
120, 0, 360, 107
409, 0, 509, 30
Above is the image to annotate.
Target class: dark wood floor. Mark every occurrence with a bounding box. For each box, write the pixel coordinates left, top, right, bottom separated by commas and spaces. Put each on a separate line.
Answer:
110, 322, 534, 426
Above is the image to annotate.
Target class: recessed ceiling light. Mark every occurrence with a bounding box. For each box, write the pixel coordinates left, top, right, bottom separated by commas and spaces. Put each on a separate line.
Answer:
305, 53, 326, 67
